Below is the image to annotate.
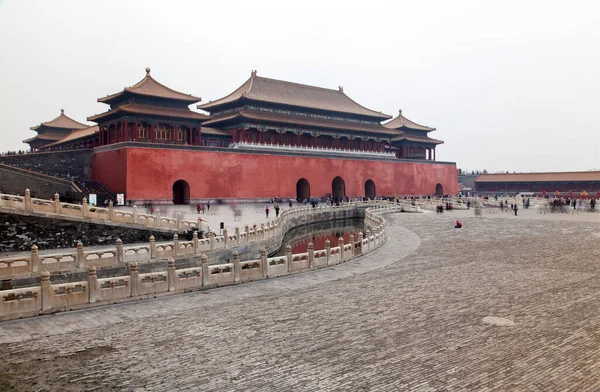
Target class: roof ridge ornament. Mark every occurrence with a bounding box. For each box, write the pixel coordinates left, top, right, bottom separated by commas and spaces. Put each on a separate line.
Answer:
61, 108, 65, 114
399, 109, 402, 115
145, 67, 151, 76
251, 70, 257, 77
338, 86, 344, 93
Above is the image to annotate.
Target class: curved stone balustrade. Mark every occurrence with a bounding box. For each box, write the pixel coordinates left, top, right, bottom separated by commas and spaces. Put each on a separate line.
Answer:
0, 204, 404, 321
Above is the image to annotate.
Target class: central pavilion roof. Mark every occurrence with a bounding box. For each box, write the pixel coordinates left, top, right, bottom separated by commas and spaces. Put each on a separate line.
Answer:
30, 109, 88, 132
383, 110, 436, 132
98, 68, 201, 105
202, 109, 397, 135
198, 71, 392, 121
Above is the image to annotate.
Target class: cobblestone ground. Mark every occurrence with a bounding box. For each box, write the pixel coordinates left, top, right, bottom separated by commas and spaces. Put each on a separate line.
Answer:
2, 212, 600, 391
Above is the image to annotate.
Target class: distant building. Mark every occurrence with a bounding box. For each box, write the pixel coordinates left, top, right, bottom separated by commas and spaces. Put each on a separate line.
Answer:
474, 172, 600, 196
24, 109, 88, 151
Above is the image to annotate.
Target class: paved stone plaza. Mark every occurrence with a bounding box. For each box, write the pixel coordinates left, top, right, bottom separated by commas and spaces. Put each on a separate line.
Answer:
1, 210, 600, 391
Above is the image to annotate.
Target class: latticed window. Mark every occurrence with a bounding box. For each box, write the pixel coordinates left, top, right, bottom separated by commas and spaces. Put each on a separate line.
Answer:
138, 124, 148, 139
155, 125, 170, 140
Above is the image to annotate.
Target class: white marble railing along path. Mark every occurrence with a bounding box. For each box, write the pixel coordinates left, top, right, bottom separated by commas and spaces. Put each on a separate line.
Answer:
1, 193, 418, 280
0, 205, 403, 321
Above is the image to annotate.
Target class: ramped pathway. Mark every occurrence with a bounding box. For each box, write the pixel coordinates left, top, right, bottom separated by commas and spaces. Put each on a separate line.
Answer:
0, 214, 420, 344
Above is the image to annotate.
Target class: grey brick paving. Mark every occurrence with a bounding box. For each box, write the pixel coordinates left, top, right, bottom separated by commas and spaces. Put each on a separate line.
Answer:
1, 212, 600, 391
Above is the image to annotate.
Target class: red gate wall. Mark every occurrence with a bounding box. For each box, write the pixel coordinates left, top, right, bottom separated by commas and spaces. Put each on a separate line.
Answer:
93, 146, 458, 202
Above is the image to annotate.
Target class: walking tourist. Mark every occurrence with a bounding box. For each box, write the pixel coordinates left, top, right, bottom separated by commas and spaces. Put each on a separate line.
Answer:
206, 200, 210, 211
275, 204, 280, 217
265, 205, 270, 218
514, 203, 518, 216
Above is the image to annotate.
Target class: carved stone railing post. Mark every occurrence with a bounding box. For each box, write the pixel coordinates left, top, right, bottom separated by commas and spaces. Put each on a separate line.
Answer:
132, 205, 138, 224
245, 225, 250, 244
130, 262, 139, 297
232, 251, 240, 282
155, 208, 161, 228
108, 201, 115, 221
192, 231, 199, 254
358, 232, 363, 254
209, 232, 214, 251
201, 254, 209, 286
176, 213, 182, 230
307, 241, 314, 269
149, 235, 156, 260
261, 223, 265, 240
167, 257, 176, 292
24, 189, 32, 212
88, 266, 98, 303
30, 244, 39, 273
260, 248, 268, 277
76, 241, 85, 268
82, 197, 89, 218
40, 269, 52, 312
235, 227, 240, 246
116, 238, 123, 264
325, 239, 331, 265
366, 229, 371, 251
53, 193, 61, 214
338, 237, 344, 264
173, 234, 179, 256
286, 244, 293, 273
223, 229, 228, 249
349, 234, 355, 259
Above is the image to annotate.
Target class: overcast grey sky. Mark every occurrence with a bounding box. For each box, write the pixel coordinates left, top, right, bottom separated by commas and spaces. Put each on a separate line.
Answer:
0, 0, 598, 172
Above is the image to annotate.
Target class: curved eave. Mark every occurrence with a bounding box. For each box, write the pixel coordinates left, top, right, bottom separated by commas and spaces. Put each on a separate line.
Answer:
98, 89, 201, 105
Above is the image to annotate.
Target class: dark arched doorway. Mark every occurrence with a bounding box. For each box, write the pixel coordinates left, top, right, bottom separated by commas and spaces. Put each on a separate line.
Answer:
365, 179, 376, 199
172, 180, 190, 205
332, 176, 345, 201
296, 178, 310, 201
435, 183, 443, 196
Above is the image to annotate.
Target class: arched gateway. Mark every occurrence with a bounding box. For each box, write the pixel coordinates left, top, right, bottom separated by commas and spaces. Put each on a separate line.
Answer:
365, 179, 376, 199
435, 183, 443, 196
172, 180, 190, 205
332, 176, 346, 201
296, 178, 310, 201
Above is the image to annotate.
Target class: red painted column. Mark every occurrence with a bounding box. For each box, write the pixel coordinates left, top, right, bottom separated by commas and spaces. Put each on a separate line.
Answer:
188, 127, 192, 145
198, 128, 202, 146
133, 121, 138, 141
296, 133, 300, 146
151, 123, 155, 143
279, 131, 283, 145
313, 135, 316, 147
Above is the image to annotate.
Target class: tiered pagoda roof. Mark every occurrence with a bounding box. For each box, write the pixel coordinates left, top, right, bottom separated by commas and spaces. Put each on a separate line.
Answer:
384, 110, 443, 145
25, 109, 89, 147
88, 68, 209, 123
199, 71, 392, 121
98, 68, 202, 105
29, 109, 88, 133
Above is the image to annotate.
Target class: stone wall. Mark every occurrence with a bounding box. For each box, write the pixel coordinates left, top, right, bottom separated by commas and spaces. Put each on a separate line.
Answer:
0, 212, 174, 253
0, 164, 81, 200
0, 150, 92, 183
